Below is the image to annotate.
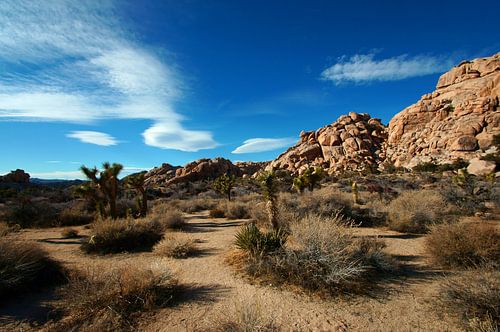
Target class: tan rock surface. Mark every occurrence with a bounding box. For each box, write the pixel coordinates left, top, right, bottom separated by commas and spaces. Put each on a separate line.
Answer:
386, 52, 500, 167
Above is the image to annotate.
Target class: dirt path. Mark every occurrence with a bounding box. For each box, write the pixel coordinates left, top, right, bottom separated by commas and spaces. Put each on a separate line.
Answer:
1, 213, 462, 331
142, 212, 460, 332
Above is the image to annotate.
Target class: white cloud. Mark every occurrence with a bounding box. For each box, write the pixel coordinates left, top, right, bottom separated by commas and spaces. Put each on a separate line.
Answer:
321, 53, 453, 83
0, 0, 216, 152
143, 122, 218, 152
67, 131, 118, 146
232, 137, 296, 154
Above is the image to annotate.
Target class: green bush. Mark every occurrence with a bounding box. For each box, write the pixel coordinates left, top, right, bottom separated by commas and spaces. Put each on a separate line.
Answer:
234, 223, 287, 256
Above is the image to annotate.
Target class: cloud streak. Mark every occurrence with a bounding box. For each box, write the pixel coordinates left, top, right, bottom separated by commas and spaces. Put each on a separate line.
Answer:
232, 137, 296, 154
0, 0, 217, 151
67, 131, 118, 146
321, 53, 453, 83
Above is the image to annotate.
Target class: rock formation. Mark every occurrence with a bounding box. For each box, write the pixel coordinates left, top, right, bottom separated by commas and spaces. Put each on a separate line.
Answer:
144, 158, 265, 187
0, 169, 30, 184
143, 163, 181, 187
386, 52, 500, 168
267, 112, 387, 174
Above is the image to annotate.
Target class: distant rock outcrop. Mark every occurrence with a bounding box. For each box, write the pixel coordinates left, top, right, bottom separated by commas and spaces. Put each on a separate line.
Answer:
267, 112, 387, 174
386, 52, 500, 168
144, 158, 265, 187
0, 169, 30, 184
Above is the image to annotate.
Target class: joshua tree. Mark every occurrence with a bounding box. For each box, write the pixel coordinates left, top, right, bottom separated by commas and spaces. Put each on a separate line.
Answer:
292, 175, 306, 194
298, 166, 325, 192
258, 171, 279, 230
213, 173, 236, 201
80, 162, 123, 219
126, 172, 148, 217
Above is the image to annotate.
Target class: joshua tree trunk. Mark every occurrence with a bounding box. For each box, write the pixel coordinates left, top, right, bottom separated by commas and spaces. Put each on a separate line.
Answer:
266, 199, 279, 230
139, 188, 148, 217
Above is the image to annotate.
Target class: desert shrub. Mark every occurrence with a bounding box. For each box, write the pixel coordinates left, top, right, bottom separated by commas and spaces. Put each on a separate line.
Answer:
154, 234, 197, 258
233, 214, 393, 294
61, 228, 79, 239
175, 197, 217, 213
81, 218, 163, 254
387, 190, 448, 233
222, 201, 251, 219
249, 201, 268, 225
234, 223, 287, 256
413, 159, 469, 173
280, 187, 354, 220
0, 239, 65, 298
214, 298, 278, 332
435, 270, 499, 330
426, 223, 500, 269
50, 264, 177, 331
7, 201, 59, 228
57, 202, 94, 226
150, 204, 187, 230
209, 207, 226, 218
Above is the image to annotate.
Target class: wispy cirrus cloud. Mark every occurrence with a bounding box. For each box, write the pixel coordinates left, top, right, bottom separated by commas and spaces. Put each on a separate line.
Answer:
232, 137, 296, 154
321, 53, 454, 84
0, 0, 217, 151
67, 131, 118, 146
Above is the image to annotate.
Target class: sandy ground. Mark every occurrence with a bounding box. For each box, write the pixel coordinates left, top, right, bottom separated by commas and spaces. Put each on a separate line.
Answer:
0, 212, 466, 332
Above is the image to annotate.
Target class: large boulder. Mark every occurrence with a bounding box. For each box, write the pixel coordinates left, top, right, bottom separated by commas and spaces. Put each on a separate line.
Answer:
386, 52, 500, 167
467, 158, 496, 176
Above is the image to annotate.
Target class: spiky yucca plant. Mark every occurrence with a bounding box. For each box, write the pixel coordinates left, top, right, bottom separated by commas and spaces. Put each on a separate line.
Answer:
234, 223, 287, 256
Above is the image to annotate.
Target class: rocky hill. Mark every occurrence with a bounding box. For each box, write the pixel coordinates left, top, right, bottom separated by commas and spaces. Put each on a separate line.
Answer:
144, 158, 265, 188
386, 52, 499, 168
267, 112, 387, 174
267, 52, 499, 174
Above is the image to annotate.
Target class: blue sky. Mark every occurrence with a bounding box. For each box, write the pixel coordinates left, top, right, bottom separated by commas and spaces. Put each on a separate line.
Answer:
1, 0, 499, 179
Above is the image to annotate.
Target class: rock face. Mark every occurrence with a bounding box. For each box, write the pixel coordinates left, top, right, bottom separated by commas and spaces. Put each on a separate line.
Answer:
0, 169, 30, 184
267, 112, 387, 174
386, 52, 500, 167
144, 163, 181, 187
144, 158, 265, 187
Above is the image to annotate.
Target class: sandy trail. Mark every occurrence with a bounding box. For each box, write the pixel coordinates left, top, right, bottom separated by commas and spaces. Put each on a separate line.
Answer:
1, 213, 462, 331
142, 212, 460, 332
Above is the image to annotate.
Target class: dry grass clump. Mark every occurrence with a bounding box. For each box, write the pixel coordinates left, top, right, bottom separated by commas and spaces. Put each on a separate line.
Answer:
387, 189, 449, 233
0, 239, 65, 298
232, 213, 393, 295
61, 228, 79, 239
213, 298, 278, 332
220, 201, 251, 219
50, 264, 177, 331
150, 204, 187, 230
435, 270, 499, 331
426, 222, 500, 269
81, 218, 163, 254
154, 234, 197, 258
